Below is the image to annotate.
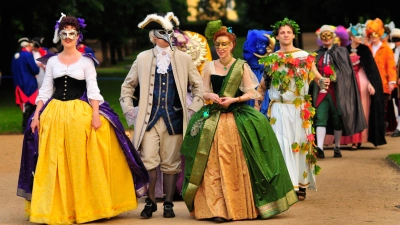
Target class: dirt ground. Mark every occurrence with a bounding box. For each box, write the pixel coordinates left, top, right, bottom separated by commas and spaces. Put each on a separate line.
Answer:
1, 133, 400, 225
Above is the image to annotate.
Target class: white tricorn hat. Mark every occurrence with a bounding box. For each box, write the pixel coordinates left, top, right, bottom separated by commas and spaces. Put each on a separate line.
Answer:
18, 37, 31, 47
390, 28, 400, 38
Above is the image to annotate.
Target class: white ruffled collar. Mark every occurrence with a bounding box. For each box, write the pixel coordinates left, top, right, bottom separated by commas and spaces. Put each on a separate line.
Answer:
155, 45, 171, 74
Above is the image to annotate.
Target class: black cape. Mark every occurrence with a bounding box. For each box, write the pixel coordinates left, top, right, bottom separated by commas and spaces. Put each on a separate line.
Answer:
311, 44, 367, 136
345, 44, 386, 146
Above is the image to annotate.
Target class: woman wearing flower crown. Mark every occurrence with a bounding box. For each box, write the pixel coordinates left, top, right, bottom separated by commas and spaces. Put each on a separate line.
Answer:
181, 20, 297, 222
257, 18, 331, 201
17, 14, 148, 224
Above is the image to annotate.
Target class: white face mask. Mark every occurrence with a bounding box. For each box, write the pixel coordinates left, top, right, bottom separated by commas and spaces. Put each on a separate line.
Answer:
59, 29, 79, 40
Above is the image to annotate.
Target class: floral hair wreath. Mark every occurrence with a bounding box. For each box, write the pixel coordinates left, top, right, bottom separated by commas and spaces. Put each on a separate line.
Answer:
271, 17, 300, 38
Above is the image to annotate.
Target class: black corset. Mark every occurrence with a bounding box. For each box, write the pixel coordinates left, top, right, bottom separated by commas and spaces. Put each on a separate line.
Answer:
52, 75, 86, 101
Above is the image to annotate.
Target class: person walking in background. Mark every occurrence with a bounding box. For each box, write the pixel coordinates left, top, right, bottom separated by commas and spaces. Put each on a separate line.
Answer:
181, 20, 297, 222
243, 29, 275, 110
257, 17, 329, 201
340, 23, 386, 148
120, 12, 204, 219
31, 37, 48, 89
312, 25, 367, 159
389, 28, 400, 137
77, 41, 97, 60
17, 14, 149, 224
11, 37, 41, 132
365, 18, 397, 134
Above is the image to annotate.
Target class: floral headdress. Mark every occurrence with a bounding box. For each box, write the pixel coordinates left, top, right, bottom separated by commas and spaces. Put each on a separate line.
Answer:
53, 12, 87, 44
271, 17, 300, 38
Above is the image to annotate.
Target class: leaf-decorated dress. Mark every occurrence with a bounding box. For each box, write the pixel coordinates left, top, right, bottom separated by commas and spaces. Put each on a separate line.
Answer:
258, 50, 320, 191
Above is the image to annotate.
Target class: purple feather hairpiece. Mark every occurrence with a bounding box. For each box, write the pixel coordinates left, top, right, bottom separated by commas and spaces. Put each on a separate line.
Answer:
77, 18, 86, 43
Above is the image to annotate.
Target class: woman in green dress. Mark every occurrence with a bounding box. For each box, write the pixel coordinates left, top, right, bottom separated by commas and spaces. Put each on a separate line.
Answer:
181, 20, 298, 223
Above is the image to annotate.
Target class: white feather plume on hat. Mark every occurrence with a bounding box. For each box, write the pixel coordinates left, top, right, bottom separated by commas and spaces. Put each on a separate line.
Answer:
138, 13, 174, 30
53, 12, 66, 44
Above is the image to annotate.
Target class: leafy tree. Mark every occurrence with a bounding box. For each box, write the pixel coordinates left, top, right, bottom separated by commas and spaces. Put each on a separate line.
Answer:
197, 0, 226, 21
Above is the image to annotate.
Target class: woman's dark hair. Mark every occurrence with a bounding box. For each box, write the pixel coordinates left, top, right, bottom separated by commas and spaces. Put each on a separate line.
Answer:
59, 16, 80, 32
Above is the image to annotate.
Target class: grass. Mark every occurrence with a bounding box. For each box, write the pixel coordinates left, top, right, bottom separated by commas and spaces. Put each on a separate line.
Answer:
387, 154, 400, 167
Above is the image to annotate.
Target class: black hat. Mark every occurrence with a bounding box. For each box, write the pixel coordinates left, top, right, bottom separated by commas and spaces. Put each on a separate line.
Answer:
32, 37, 44, 48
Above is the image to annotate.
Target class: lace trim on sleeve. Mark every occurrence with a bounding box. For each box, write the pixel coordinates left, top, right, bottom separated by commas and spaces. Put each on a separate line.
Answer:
239, 63, 260, 99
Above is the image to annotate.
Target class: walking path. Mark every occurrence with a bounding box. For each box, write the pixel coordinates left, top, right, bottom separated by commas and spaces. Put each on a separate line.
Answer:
1, 134, 399, 225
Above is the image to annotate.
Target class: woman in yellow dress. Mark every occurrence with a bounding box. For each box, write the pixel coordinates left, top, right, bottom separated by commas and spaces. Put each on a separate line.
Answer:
17, 14, 148, 224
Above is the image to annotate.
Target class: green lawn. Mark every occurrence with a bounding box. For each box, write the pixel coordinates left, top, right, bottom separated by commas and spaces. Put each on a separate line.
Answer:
387, 154, 400, 167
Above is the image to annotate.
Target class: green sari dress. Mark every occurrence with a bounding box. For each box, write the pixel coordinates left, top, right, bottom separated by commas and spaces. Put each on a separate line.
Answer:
181, 59, 298, 219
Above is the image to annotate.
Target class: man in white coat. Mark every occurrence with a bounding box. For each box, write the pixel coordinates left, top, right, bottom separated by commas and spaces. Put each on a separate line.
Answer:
120, 12, 203, 219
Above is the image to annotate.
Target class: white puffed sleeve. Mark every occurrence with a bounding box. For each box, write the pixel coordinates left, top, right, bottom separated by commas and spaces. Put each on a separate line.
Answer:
239, 63, 260, 99
36, 57, 55, 104
83, 57, 104, 105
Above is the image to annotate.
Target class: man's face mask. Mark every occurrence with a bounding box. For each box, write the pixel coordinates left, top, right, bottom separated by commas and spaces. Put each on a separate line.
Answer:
154, 29, 174, 49
320, 32, 334, 41
59, 29, 79, 40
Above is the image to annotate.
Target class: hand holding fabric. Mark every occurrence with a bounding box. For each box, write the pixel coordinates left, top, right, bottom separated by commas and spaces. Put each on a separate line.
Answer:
92, 114, 102, 130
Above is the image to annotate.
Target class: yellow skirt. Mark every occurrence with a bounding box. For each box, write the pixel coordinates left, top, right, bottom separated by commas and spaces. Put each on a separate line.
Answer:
26, 99, 137, 224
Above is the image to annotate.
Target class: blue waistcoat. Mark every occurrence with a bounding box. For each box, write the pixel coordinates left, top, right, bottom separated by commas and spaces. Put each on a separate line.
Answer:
146, 65, 183, 135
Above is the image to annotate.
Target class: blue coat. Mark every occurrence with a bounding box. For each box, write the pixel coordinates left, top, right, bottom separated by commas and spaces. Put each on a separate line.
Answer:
12, 50, 39, 97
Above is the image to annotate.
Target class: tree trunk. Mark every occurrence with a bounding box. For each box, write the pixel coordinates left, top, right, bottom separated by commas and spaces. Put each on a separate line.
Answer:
101, 40, 109, 67
117, 46, 123, 61
110, 42, 117, 65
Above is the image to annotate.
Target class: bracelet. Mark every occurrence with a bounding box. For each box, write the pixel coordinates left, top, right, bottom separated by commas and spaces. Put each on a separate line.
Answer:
93, 112, 100, 116
31, 117, 38, 120
238, 96, 242, 102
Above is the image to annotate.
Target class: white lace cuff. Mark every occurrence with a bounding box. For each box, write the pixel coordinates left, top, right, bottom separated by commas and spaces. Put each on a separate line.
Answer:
124, 107, 139, 127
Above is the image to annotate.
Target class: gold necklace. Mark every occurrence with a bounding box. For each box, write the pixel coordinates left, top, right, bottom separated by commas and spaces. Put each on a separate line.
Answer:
219, 57, 233, 70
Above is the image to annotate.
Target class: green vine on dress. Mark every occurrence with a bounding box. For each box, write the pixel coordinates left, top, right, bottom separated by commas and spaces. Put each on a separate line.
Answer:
259, 51, 321, 175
